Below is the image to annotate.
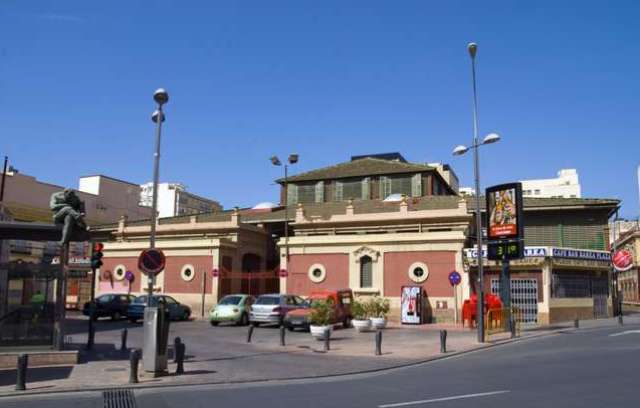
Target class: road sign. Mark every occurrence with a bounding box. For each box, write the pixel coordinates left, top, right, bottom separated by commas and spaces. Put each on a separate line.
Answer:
612, 250, 633, 272
125, 270, 135, 282
278, 269, 288, 278
138, 248, 166, 275
448, 271, 462, 286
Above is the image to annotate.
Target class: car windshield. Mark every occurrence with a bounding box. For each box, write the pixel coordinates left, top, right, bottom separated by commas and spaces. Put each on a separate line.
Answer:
96, 295, 114, 303
255, 296, 280, 305
219, 296, 243, 306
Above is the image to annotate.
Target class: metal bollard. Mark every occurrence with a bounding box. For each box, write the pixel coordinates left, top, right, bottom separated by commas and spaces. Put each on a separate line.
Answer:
440, 330, 447, 354
375, 330, 382, 356
247, 325, 254, 343
574, 318, 579, 329
174, 337, 182, 363
176, 342, 185, 375
510, 317, 517, 339
618, 314, 624, 326
323, 332, 330, 352
129, 349, 140, 384
15, 354, 28, 391
120, 328, 128, 352
280, 325, 286, 347
86, 321, 95, 350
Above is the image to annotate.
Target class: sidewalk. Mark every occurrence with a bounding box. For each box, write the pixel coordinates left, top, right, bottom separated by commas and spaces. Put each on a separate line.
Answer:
1, 314, 637, 397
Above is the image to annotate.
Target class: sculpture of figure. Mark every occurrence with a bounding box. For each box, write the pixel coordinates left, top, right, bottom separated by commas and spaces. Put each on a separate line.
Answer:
49, 188, 88, 245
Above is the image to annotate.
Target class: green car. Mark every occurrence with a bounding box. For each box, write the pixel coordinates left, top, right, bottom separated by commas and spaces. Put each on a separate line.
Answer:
209, 294, 255, 326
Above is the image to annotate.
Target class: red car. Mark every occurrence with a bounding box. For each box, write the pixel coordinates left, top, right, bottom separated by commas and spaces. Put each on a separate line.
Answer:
284, 289, 353, 331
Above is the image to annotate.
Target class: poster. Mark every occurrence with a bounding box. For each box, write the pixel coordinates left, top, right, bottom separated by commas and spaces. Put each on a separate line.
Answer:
401, 286, 422, 324
486, 183, 523, 240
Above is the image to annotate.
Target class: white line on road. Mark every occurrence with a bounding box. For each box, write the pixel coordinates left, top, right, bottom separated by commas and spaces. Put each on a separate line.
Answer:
609, 330, 640, 337
378, 390, 511, 408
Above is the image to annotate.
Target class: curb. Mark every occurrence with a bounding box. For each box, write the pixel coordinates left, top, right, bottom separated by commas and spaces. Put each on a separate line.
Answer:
0, 325, 579, 399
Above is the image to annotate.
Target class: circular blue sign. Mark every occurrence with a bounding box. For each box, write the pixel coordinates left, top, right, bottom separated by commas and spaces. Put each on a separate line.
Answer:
448, 271, 462, 286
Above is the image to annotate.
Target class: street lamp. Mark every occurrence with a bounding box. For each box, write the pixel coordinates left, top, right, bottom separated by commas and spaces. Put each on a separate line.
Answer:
271, 154, 299, 264
452, 43, 501, 343
147, 88, 168, 306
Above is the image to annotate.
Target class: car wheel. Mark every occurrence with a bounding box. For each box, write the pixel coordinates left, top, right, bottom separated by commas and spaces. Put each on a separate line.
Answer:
112, 312, 121, 321
343, 316, 352, 329
238, 313, 249, 326
251, 322, 260, 327
287, 325, 294, 332
129, 318, 138, 324
210, 321, 219, 327
182, 310, 191, 321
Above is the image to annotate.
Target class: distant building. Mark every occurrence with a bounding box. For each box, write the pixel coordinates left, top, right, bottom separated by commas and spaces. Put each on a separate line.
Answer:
139, 182, 222, 218
459, 169, 582, 199
521, 169, 581, 198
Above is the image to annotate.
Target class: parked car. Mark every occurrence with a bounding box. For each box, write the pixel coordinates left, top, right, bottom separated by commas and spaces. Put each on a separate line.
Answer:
209, 294, 255, 326
127, 295, 192, 323
82, 294, 135, 321
284, 289, 353, 331
249, 294, 306, 326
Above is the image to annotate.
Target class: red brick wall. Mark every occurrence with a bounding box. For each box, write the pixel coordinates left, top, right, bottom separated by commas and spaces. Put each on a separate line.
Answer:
287, 253, 349, 296
383, 251, 456, 297
163, 256, 213, 294
101, 257, 141, 292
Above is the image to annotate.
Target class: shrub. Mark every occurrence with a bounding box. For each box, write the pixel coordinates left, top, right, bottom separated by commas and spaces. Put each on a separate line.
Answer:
309, 300, 334, 326
368, 296, 390, 319
351, 299, 368, 320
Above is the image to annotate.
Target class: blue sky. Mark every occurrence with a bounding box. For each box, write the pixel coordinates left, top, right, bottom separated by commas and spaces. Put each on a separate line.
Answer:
1, 1, 639, 218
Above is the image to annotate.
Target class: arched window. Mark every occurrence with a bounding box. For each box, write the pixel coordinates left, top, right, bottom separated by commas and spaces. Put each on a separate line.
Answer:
360, 255, 372, 288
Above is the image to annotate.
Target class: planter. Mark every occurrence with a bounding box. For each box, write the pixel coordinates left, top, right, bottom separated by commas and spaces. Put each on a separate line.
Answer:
352, 319, 372, 333
370, 317, 387, 330
310, 325, 333, 340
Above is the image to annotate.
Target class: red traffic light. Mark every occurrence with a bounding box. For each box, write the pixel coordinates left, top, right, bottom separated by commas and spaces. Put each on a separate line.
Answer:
93, 242, 104, 252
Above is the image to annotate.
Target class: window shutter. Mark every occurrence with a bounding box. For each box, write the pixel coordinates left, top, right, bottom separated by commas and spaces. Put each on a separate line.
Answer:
315, 181, 324, 203
287, 184, 298, 205
335, 181, 343, 202
411, 174, 422, 197
362, 177, 370, 200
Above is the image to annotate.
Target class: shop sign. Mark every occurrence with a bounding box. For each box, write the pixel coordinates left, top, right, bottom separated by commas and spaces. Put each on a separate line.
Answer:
551, 248, 611, 261
612, 250, 634, 271
465, 246, 547, 259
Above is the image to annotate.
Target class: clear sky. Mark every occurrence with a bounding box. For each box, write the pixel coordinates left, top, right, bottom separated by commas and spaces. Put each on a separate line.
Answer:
1, 1, 639, 218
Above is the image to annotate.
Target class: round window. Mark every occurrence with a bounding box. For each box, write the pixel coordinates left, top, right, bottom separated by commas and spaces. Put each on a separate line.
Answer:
308, 264, 326, 283
408, 262, 429, 283
181, 264, 196, 282
114, 265, 126, 281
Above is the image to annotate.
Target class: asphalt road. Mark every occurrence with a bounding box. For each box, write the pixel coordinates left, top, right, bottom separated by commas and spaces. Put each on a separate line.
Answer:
4, 322, 639, 408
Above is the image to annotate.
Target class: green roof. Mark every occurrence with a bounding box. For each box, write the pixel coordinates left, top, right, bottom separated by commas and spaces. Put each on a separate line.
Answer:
280, 157, 435, 183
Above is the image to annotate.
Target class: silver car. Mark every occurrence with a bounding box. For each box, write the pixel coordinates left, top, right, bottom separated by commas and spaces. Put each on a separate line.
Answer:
249, 294, 305, 326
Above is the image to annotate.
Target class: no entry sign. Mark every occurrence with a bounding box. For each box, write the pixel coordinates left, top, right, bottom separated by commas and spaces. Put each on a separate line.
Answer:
138, 248, 166, 275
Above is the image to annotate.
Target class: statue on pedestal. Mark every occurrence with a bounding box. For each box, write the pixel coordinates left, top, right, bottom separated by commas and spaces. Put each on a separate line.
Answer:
49, 189, 89, 245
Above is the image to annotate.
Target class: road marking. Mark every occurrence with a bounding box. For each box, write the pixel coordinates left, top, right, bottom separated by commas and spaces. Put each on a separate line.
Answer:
609, 330, 640, 337
378, 390, 511, 407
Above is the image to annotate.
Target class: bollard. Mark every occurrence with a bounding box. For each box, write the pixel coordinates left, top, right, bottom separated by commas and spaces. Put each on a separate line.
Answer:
323, 332, 330, 352
574, 318, 579, 329
15, 354, 28, 391
247, 325, 254, 343
174, 337, 182, 363
176, 342, 185, 375
375, 330, 382, 356
120, 328, 128, 352
86, 321, 95, 350
129, 349, 140, 384
510, 317, 517, 339
440, 330, 447, 354
618, 314, 624, 326
280, 325, 286, 347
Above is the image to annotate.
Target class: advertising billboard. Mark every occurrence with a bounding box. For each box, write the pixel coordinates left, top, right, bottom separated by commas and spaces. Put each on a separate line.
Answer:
486, 183, 524, 241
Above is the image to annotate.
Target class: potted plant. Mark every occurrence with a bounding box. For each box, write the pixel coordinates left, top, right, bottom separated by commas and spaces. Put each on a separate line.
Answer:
351, 298, 371, 332
309, 300, 334, 340
369, 296, 390, 330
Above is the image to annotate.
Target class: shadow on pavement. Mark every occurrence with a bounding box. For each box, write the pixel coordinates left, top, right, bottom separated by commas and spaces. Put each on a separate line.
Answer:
0, 366, 73, 387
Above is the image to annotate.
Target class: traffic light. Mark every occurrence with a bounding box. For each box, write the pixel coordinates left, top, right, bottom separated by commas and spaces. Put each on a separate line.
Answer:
91, 242, 104, 270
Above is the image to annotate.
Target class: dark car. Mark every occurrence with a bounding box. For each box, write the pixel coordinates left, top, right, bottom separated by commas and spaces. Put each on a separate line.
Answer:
127, 295, 192, 323
82, 294, 135, 321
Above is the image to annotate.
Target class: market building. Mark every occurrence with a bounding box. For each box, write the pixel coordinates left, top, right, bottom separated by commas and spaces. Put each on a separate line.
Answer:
92, 153, 619, 325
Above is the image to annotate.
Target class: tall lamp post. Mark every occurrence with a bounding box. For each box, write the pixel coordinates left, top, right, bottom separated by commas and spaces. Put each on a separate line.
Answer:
147, 88, 169, 306
452, 42, 501, 343
270, 154, 299, 264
